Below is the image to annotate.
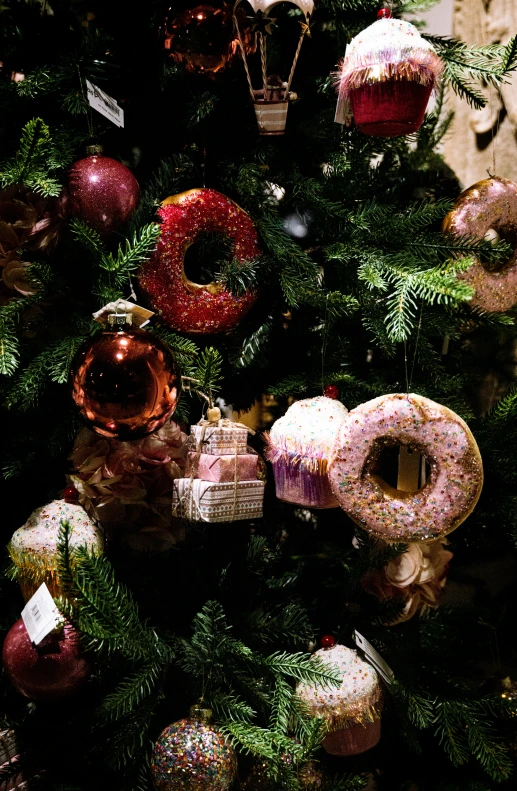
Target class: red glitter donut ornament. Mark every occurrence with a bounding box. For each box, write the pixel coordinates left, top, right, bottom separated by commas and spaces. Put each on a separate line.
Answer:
138, 189, 260, 334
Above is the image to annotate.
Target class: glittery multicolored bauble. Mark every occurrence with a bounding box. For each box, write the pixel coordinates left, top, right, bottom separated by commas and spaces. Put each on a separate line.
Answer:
2, 620, 90, 701
265, 396, 349, 508
334, 17, 442, 135
8, 499, 103, 602
71, 317, 180, 440
443, 177, 517, 312
139, 189, 260, 334
163, 1, 252, 76
66, 146, 140, 236
151, 713, 237, 791
297, 643, 382, 756
328, 394, 483, 543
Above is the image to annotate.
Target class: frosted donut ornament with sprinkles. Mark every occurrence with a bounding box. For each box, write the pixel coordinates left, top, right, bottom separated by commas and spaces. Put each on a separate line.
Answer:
138, 189, 260, 334
328, 394, 483, 542
443, 177, 517, 313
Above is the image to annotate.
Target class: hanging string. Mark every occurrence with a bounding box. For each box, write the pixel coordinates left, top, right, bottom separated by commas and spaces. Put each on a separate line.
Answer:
408, 300, 424, 392
233, 4, 255, 101
77, 64, 94, 139
321, 292, 330, 394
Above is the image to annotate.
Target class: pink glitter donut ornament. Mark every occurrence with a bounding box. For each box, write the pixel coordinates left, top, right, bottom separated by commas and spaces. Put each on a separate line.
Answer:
328, 393, 483, 542
443, 177, 517, 312
138, 189, 260, 334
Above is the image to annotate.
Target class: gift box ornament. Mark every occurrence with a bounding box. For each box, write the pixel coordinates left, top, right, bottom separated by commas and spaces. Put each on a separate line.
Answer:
296, 642, 382, 757
8, 499, 104, 602
186, 452, 258, 483
172, 479, 264, 522
265, 396, 349, 508
334, 12, 443, 137
190, 423, 249, 456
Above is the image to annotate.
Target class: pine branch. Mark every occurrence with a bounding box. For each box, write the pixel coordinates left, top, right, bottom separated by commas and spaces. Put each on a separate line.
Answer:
0, 118, 62, 195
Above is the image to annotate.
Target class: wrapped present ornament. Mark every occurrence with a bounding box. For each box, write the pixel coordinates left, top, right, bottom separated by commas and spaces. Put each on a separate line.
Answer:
296, 641, 382, 756
334, 10, 443, 136
265, 396, 348, 508
186, 451, 258, 483
8, 498, 103, 602
233, 0, 313, 135
172, 478, 264, 522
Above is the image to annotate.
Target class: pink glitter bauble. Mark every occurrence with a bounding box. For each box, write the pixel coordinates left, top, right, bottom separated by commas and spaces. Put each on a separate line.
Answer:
66, 152, 140, 236
139, 189, 260, 334
2, 620, 90, 701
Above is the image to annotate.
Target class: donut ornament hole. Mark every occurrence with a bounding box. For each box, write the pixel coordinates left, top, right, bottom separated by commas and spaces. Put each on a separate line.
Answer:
138, 189, 261, 334
443, 177, 517, 313
372, 442, 430, 495
328, 394, 483, 543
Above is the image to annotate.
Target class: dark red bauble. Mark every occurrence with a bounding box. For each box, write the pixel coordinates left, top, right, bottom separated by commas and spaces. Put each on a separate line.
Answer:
63, 486, 79, 503
321, 634, 336, 648
324, 384, 339, 400
2, 620, 90, 701
66, 153, 140, 236
71, 325, 180, 440
350, 80, 433, 137
163, 0, 252, 76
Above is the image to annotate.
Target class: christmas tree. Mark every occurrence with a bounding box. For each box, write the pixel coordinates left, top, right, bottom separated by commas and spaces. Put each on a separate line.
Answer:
1, 1, 517, 790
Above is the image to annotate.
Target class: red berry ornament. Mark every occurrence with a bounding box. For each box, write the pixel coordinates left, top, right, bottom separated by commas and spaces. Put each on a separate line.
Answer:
63, 486, 79, 503
321, 634, 336, 648
66, 146, 140, 236
324, 384, 339, 400
377, 7, 393, 18
2, 620, 90, 701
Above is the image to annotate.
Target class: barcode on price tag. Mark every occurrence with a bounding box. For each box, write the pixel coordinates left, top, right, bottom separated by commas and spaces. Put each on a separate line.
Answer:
353, 630, 395, 686
21, 583, 63, 645
86, 80, 124, 128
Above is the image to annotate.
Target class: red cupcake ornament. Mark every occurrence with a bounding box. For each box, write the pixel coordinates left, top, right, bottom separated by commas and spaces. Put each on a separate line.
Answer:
335, 15, 443, 136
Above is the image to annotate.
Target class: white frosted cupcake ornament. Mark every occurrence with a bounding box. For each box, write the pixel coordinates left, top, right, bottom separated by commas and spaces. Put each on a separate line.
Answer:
297, 638, 382, 756
335, 8, 443, 136
265, 394, 348, 508
8, 491, 104, 601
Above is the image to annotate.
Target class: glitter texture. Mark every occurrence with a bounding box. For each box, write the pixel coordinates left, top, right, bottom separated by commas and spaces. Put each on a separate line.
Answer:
151, 718, 237, 791
328, 394, 483, 543
297, 644, 381, 731
336, 18, 442, 97
139, 189, 260, 334
8, 499, 103, 601
443, 177, 517, 312
265, 396, 349, 508
2, 620, 90, 701
67, 154, 140, 236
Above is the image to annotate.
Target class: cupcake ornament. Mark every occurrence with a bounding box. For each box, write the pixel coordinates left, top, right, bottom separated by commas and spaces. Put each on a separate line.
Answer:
265, 395, 349, 508
8, 496, 104, 602
335, 9, 443, 136
296, 640, 382, 756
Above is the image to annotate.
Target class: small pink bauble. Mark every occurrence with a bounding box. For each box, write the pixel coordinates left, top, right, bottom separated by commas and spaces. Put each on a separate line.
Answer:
2, 619, 90, 701
66, 150, 140, 236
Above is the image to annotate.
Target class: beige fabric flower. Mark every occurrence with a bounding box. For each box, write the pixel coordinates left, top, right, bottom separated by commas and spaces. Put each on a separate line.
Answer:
69, 422, 188, 549
362, 540, 453, 624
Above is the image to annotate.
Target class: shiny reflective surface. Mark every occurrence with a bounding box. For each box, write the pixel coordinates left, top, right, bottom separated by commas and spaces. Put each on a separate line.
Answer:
71, 327, 180, 440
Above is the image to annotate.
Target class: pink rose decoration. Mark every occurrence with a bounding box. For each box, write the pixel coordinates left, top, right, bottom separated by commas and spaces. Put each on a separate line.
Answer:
69, 421, 188, 549
361, 540, 453, 624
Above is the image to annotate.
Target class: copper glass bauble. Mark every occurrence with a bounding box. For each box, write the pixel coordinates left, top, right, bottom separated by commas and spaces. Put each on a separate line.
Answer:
163, 1, 252, 75
71, 325, 180, 440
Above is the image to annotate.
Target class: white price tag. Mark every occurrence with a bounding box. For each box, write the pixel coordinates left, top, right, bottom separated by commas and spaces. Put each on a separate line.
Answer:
86, 80, 124, 128
93, 299, 155, 329
21, 583, 64, 645
353, 630, 395, 686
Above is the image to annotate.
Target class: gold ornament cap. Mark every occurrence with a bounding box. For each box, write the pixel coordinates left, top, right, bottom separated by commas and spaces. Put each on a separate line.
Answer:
86, 143, 104, 156
189, 704, 212, 723
107, 312, 133, 328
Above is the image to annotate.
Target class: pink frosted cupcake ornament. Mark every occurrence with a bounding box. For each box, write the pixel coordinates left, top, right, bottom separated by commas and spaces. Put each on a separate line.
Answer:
297, 639, 382, 756
265, 395, 348, 508
335, 10, 443, 136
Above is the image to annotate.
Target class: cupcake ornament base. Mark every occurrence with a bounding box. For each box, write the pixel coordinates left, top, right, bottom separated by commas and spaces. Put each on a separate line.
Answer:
322, 718, 381, 756
350, 80, 433, 137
